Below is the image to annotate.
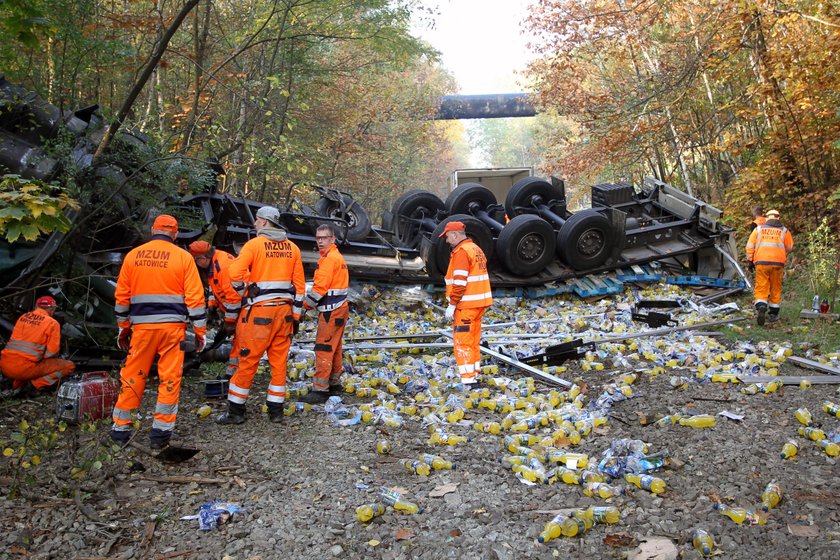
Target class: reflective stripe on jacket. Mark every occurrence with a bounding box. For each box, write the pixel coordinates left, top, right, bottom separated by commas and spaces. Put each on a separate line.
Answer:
229, 232, 305, 319
445, 239, 493, 309
0, 308, 60, 363
304, 244, 349, 313
208, 249, 244, 323
114, 236, 207, 335
746, 222, 794, 267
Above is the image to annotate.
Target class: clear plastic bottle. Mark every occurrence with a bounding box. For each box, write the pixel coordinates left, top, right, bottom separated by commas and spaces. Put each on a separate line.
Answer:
760, 482, 783, 512
678, 414, 716, 428
420, 453, 455, 470
692, 528, 715, 557
822, 401, 840, 418
380, 487, 422, 514
580, 469, 606, 483
428, 429, 468, 445
624, 473, 666, 494
794, 407, 814, 427
583, 482, 624, 499
713, 503, 767, 525
504, 434, 540, 451
355, 503, 386, 522
656, 414, 682, 426
780, 440, 799, 459
376, 439, 391, 455
818, 439, 840, 457
798, 426, 826, 441
400, 459, 431, 476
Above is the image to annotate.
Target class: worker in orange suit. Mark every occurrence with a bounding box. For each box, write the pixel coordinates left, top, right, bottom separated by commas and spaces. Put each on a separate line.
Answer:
745, 209, 794, 326
189, 240, 243, 379
0, 296, 75, 395
299, 224, 350, 404
110, 215, 207, 449
441, 221, 493, 386
217, 205, 305, 425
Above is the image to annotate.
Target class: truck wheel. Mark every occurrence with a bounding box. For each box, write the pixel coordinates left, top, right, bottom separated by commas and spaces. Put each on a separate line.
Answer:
556, 209, 615, 270
504, 177, 564, 218
427, 214, 494, 277
314, 195, 371, 242
445, 183, 497, 216
496, 214, 556, 276
392, 190, 445, 248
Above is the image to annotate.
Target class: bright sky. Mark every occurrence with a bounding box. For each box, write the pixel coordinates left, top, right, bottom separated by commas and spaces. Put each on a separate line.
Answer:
411, 0, 537, 94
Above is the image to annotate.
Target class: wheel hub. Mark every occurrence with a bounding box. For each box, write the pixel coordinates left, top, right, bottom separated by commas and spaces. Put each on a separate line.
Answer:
577, 228, 605, 256
517, 233, 545, 262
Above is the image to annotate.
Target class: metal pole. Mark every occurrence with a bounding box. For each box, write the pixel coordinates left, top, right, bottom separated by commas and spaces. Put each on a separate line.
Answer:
715, 244, 752, 290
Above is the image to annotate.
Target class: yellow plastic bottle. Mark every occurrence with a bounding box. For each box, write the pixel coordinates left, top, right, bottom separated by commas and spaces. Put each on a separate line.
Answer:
794, 407, 814, 427
624, 473, 666, 494
538, 514, 565, 543
380, 488, 421, 514
583, 482, 624, 499
818, 439, 840, 457
714, 503, 767, 525
780, 440, 799, 459
761, 380, 781, 394
400, 459, 431, 476
196, 405, 212, 418
550, 466, 582, 485
375, 439, 391, 455
575, 506, 620, 524
446, 408, 465, 423
473, 421, 502, 435
560, 516, 593, 537
822, 401, 840, 418
512, 464, 547, 484
428, 429, 468, 446
355, 503, 386, 522
420, 453, 455, 470
692, 528, 715, 557
760, 482, 783, 512
678, 414, 716, 428
580, 469, 606, 483
798, 426, 826, 441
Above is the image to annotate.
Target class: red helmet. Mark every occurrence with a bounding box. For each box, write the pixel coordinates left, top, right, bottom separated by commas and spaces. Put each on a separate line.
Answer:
36, 295, 57, 308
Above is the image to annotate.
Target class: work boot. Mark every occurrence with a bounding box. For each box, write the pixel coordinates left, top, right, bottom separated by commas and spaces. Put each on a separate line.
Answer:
755, 303, 767, 326
299, 390, 330, 404
328, 384, 343, 395
110, 428, 132, 446
216, 402, 246, 425
768, 309, 780, 323
149, 428, 171, 450
267, 404, 285, 424
13, 383, 40, 400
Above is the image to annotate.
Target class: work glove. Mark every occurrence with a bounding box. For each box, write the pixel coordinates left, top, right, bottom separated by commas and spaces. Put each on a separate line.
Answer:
117, 327, 132, 351
195, 334, 206, 353
444, 304, 456, 321
224, 321, 236, 336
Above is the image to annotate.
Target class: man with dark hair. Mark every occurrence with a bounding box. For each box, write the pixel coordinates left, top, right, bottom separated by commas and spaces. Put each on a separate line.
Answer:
0, 296, 75, 395
749, 206, 766, 232
299, 224, 350, 403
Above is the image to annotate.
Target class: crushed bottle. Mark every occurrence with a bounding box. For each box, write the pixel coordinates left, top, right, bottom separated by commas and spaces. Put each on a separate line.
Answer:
380, 487, 422, 514
713, 503, 767, 525
798, 426, 826, 442
355, 503, 386, 523
692, 528, 715, 557
420, 453, 455, 470
794, 407, 814, 427
780, 439, 799, 459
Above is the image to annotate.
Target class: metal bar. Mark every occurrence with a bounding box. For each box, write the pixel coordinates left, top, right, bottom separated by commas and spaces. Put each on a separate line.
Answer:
588, 317, 746, 345
787, 356, 840, 377
736, 375, 840, 385
716, 244, 752, 290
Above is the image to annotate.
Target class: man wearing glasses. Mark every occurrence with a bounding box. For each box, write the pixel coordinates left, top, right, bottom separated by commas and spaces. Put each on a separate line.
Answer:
299, 224, 350, 404
188, 240, 243, 378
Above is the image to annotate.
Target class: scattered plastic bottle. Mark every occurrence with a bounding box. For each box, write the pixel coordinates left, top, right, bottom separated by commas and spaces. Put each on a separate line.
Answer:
794, 407, 814, 427
624, 473, 666, 494
822, 401, 840, 418
380, 487, 422, 514
656, 414, 682, 426
420, 453, 455, 470
761, 380, 782, 394
400, 459, 431, 476
196, 405, 212, 418
798, 426, 827, 442
549, 466, 581, 485
538, 514, 565, 544
583, 482, 625, 499
575, 505, 620, 524
580, 469, 606, 483
428, 429, 468, 446
446, 407, 465, 423
713, 503, 767, 525
678, 414, 716, 428
761, 482, 783, 511
473, 421, 502, 435
818, 439, 840, 457
376, 439, 391, 455
799, 379, 812, 389
780, 440, 799, 459
692, 528, 715, 557
812, 294, 820, 311
355, 503, 386, 523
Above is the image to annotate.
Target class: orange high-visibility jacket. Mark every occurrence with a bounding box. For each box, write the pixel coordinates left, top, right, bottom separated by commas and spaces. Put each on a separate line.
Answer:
114, 237, 207, 335
229, 232, 305, 319
445, 239, 493, 309
207, 249, 244, 323
746, 223, 794, 266
1, 308, 61, 363
304, 244, 349, 313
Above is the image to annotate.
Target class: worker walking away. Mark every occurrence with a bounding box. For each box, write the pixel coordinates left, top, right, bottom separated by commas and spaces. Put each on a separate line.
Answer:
110, 215, 207, 449
0, 296, 75, 396
441, 221, 492, 386
749, 205, 766, 232
217, 206, 305, 425
299, 224, 350, 404
746, 209, 794, 325
189, 240, 243, 379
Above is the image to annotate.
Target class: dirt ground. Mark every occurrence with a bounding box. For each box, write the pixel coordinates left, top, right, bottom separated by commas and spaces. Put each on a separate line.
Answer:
1, 286, 839, 560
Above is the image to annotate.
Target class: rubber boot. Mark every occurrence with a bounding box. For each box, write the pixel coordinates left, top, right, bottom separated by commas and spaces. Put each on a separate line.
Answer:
768, 308, 780, 323
299, 390, 330, 404
149, 428, 171, 449
267, 402, 285, 424
755, 302, 767, 326
216, 401, 246, 425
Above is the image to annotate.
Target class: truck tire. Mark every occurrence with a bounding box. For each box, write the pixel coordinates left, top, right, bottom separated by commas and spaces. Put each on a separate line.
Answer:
496, 214, 556, 276
445, 183, 497, 216
314, 195, 371, 242
556, 209, 615, 270
504, 177, 564, 218
427, 214, 494, 277
392, 190, 445, 248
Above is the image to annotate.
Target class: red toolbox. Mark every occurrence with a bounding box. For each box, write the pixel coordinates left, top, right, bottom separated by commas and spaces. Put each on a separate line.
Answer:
55, 371, 120, 423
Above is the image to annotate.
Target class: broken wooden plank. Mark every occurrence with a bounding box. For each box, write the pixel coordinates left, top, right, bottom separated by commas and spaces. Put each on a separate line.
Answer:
787, 356, 840, 377
736, 375, 840, 385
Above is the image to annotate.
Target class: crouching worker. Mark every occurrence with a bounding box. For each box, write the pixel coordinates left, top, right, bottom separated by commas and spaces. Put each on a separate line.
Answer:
299, 224, 350, 404
0, 296, 75, 395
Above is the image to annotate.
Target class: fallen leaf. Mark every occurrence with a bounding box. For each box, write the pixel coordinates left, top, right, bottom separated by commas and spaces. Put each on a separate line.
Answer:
628, 537, 678, 560
553, 436, 571, 447
367, 539, 380, 547
8, 545, 29, 556
604, 532, 637, 547
234, 475, 246, 489
450, 529, 461, 537
788, 524, 819, 537
429, 483, 459, 498
394, 528, 414, 541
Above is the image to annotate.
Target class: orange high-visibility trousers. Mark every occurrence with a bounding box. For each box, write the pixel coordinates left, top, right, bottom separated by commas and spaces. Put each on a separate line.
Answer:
228, 303, 294, 408
453, 307, 485, 384
313, 304, 349, 390
754, 264, 784, 308
111, 326, 186, 434
0, 355, 75, 389
226, 332, 242, 378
